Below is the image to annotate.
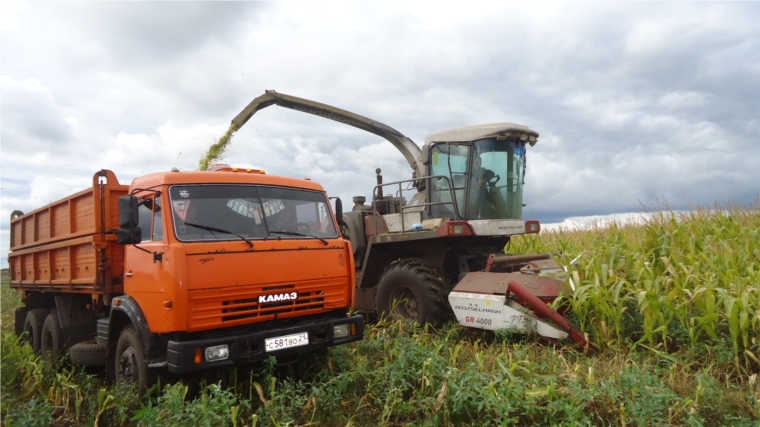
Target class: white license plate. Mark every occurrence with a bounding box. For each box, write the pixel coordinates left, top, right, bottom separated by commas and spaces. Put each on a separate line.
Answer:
264, 332, 309, 352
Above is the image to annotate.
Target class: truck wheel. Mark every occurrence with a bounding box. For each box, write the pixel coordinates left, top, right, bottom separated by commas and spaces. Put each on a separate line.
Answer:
376, 260, 450, 326
15, 307, 28, 337
115, 326, 156, 393
70, 340, 107, 367
41, 310, 65, 367
22, 308, 48, 353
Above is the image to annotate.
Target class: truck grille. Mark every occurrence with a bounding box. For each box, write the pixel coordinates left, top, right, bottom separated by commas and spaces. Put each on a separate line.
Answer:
187, 279, 347, 331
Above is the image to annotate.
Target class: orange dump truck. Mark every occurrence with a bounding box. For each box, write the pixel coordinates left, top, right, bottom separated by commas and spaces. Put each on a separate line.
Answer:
10, 168, 363, 390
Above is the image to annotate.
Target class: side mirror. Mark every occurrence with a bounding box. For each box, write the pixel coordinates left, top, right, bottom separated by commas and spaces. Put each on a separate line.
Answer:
335, 197, 344, 226
117, 195, 141, 245
119, 196, 139, 228
421, 145, 431, 166
117, 226, 142, 244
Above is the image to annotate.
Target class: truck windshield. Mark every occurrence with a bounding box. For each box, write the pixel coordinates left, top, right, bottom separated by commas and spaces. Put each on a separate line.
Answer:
465, 138, 526, 220
169, 185, 338, 242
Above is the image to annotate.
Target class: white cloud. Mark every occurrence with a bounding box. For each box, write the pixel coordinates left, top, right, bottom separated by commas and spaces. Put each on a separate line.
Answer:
658, 91, 713, 110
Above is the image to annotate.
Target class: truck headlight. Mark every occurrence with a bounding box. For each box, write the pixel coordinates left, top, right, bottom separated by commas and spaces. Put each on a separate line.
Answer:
333, 324, 350, 339
205, 345, 229, 362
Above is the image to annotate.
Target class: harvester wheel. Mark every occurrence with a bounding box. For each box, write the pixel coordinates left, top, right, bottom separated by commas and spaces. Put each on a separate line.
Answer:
376, 260, 449, 326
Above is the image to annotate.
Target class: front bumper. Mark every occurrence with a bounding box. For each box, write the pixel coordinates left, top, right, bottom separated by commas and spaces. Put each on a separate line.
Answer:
166, 314, 364, 373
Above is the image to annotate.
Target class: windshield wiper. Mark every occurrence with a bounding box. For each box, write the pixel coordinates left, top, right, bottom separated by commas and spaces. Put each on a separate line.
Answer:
185, 223, 254, 248
270, 230, 328, 245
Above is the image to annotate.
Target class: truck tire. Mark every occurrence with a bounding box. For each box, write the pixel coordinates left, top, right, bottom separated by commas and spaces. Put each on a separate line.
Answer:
115, 325, 156, 394
70, 340, 107, 367
41, 310, 65, 367
15, 307, 28, 337
376, 260, 450, 326
23, 308, 48, 353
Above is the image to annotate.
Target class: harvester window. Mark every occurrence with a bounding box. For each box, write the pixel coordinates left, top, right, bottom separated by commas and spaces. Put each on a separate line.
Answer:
429, 143, 469, 219
464, 138, 525, 220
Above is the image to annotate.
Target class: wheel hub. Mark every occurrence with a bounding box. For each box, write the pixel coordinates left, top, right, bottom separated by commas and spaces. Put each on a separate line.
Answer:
391, 287, 419, 320
118, 346, 138, 382
44, 333, 52, 350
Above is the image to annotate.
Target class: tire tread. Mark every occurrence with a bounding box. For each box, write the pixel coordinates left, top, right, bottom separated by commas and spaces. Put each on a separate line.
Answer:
41, 309, 65, 367
70, 340, 107, 367
376, 259, 450, 326
23, 308, 48, 353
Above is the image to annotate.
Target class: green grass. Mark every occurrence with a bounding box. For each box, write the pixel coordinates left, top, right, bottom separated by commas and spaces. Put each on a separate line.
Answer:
2, 205, 759, 425
1, 272, 21, 331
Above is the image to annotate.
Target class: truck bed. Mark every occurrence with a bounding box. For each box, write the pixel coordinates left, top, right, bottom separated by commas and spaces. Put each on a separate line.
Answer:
9, 170, 128, 295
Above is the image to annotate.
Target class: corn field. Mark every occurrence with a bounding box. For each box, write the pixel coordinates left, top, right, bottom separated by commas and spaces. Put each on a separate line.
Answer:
2, 203, 759, 426
513, 204, 760, 367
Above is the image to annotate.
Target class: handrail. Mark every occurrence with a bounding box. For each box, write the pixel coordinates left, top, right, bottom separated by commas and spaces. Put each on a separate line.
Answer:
370, 175, 461, 233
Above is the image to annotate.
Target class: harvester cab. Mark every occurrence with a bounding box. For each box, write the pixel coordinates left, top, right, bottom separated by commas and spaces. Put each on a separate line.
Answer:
421, 123, 538, 231
221, 90, 597, 353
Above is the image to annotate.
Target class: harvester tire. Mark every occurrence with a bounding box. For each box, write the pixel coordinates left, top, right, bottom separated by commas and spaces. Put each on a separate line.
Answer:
376, 260, 450, 327
41, 310, 65, 368
22, 308, 48, 353
70, 340, 107, 367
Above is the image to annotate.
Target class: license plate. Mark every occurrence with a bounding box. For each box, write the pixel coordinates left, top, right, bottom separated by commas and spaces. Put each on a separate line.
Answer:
264, 332, 309, 352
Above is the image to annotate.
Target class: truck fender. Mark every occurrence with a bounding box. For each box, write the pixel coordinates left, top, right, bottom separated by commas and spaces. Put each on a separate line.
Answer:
106, 296, 164, 364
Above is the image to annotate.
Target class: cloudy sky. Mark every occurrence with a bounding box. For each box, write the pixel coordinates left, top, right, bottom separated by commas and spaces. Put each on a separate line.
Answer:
2, 2, 759, 266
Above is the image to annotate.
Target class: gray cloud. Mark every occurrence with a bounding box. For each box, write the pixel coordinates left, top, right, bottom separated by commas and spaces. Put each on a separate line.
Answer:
2, 2, 759, 265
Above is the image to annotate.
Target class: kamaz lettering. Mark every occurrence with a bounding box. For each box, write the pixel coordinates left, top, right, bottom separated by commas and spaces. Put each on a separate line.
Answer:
259, 292, 298, 304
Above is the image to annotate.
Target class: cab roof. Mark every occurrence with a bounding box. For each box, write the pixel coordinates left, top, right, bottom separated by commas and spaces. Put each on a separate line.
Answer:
130, 170, 327, 193
424, 122, 539, 146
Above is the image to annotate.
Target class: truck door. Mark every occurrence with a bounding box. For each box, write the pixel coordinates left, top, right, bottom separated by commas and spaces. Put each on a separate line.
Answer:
123, 194, 170, 321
